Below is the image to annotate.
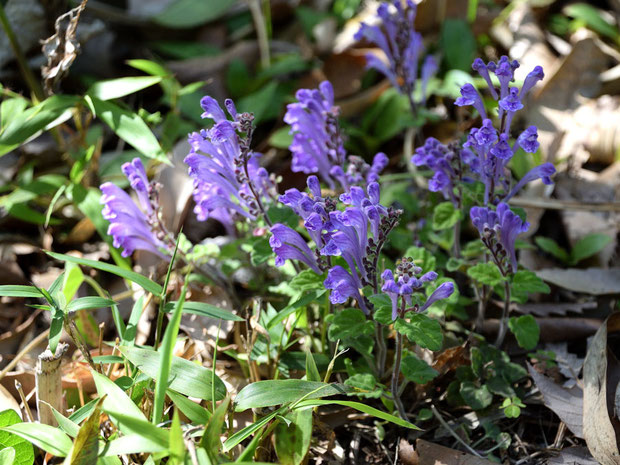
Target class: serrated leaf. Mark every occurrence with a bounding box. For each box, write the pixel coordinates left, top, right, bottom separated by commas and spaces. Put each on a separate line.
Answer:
508, 315, 540, 350
403, 246, 436, 273
369, 294, 394, 324
401, 354, 439, 384
394, 314, 443, 351
467, 262, 504, 286
432, 201, 461, 230
290, 270, 326, 293
510, 270, 550, 304
327, 308, 374, 341
344, 374, 382, 398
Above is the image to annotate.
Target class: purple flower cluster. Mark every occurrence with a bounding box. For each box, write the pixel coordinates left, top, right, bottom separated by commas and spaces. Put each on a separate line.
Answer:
415, 57, 555, 206
355, 0, 436, 103
185, 96, 276, 233
470, 202, 529, 274
284, 81, 388, 190
270, 177, 401, 313
100, 158, 172, 259
381, 258, 454, 320
412, 138, 478, 206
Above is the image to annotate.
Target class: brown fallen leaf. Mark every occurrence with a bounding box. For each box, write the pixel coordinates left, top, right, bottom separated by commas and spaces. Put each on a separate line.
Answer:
528, 364, 584, 438
536, 268, 620, 295
583, 313, 620, 465
414, 439, 496, 465
546, 446, 599, 464
399, 438, 418, 465
515, 302, 596, 317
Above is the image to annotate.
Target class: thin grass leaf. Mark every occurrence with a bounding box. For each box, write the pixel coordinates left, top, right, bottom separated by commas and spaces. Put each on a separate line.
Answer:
0, 423, 73, 457
46, 252, 162, 295
63, 397, 105, 465
0, 285, 44, 298
163, 301, 243, 321
66, 297, 117, 313
166, 390, 211, 424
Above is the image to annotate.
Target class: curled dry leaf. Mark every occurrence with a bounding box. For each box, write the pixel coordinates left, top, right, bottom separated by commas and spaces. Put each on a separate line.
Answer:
528, 363, 584, 438
547, 446, 599, 465
583, 313, 620, 465
536, 268, 620, 295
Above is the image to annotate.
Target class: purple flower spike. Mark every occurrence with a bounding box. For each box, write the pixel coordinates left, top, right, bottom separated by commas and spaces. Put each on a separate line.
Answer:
356, 0, 430, 102
420, 55, 438, 104
455, 83, 487, 119
472, 58, 498, 100
515, 126, 539, 154
520, 66, 544, 98
186, 96, 276, 231
100, 160, 172, 259
470, 203, 529, 274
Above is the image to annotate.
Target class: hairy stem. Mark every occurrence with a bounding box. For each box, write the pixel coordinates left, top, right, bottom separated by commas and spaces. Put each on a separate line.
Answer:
391, 331, 407, 419
495, 280, 511, 347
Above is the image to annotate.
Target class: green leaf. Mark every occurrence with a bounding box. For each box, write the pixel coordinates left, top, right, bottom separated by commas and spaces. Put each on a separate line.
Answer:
153, 280, 187, 424
200, 397, 230, 461
86, 97, 168, 164
432, 201, 461, 230
508, 315, 539, 350
0, 410, 34, 465
440, 19, 476, 71
401, 354, 438, 384
403, 246, 436, 273
0, 285, 43, 298
0, 95, 79, 156
66, 297, 116, 313
510, 270, 550, 304
0, 447, 15, 465
167, 390, 211, 425
535, 237, 569, 263
343, 374, 382, 398
87, 76, 162, 101
274, 409, 312, 465
394, 314, 443, 351
168, 409, 185, 464
293, 399, 419, 430
267, 290, 326, 329
446, 257, 465, 272
0, 96, 28, 129
269, 127, 293, 149
459, 382, 492, 410
305, 350, 321, 382
153, 0, 236, 28
46, 252, 162, 295
234, 380, 348, 411
237, 81, 283, 124
163, 300, 243, 321
63, 398, 104, 465
102, 434, 167, 456
327, 308, 374, 341
119, 346, 227, 401
247, 237, 273, 266
563, 3, 620, 41
0, 422, 71, 457
91, 371, 148, 435
467, 262, 504, 287
570, 233, 612, 265
223, 408, 282, 452
267, 205, 299, 228
369, 294, 394, 324
290, 270, 326, 293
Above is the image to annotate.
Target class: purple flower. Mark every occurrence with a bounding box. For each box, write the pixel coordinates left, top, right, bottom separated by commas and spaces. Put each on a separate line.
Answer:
100, 159, 172, 259
381, 259, 452, 320
515, 126, 539, 154
455, 84, 486, 119
420, 56, 438, 104
470, 202, 530, 274
355, 0, 432, 100
269, 223, 322, 274
504, 162, 556, 202
284, 81, 345, 189
325, 266, 370, 313
185, 96, 275, 231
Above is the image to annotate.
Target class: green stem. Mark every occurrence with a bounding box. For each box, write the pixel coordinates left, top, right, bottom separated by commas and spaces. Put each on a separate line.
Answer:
391, 331, 407, 419
0, 3, 45, 101
495, 280, 511, 347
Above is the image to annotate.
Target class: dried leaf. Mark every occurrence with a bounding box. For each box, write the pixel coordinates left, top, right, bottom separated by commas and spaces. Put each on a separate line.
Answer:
536, 268, 620, 295
583, 313, 620, 464
41, 0, 88, 94
547, 446, 598, 465
528, 364, 584, 438
415, 439, 496, 465
516, 302, 596, 317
